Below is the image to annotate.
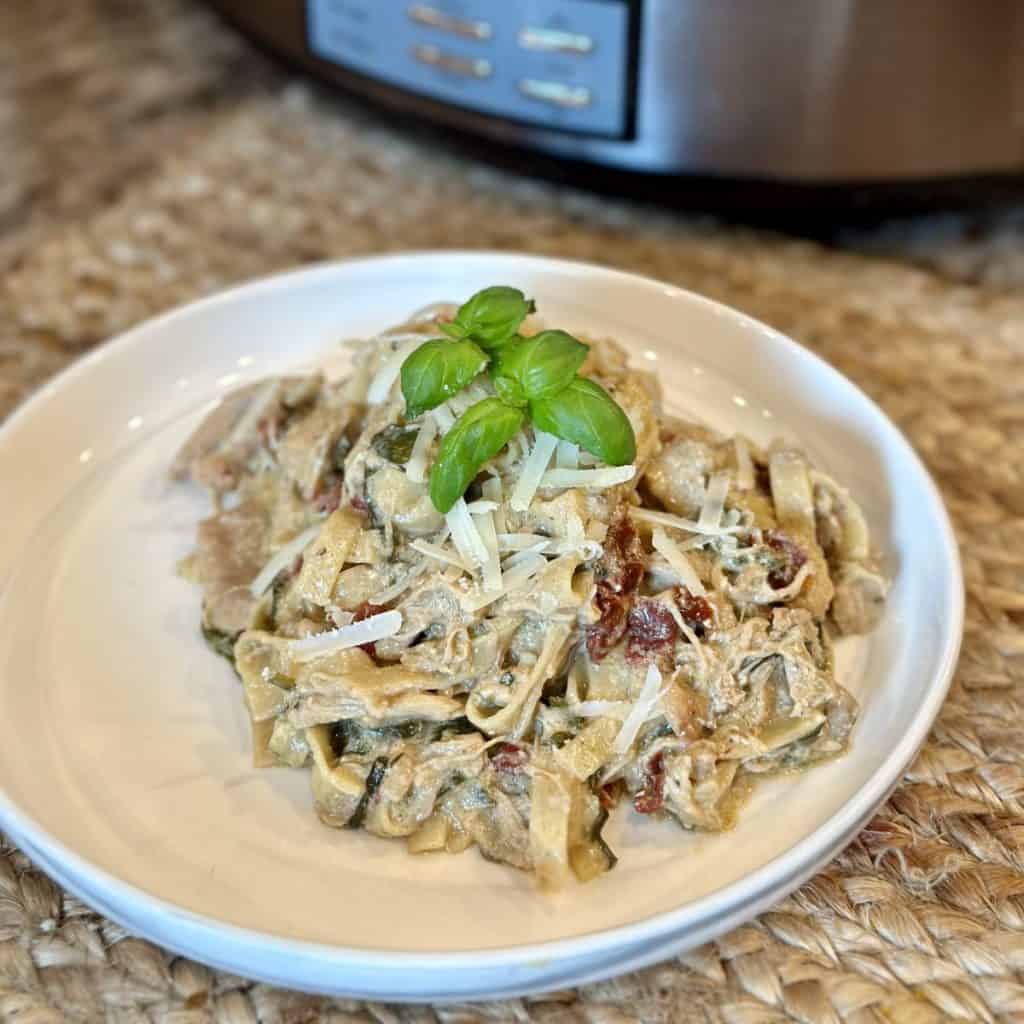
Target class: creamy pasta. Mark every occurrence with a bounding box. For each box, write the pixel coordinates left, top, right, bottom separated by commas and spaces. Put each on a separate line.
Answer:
173, 300, 886, 887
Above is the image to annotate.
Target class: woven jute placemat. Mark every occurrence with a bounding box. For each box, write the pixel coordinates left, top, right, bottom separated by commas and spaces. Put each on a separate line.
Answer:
2, 11, 1023, 1023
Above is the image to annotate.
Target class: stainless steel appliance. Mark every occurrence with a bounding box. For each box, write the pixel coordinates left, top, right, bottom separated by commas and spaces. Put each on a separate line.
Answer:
210, 1, 1024, 190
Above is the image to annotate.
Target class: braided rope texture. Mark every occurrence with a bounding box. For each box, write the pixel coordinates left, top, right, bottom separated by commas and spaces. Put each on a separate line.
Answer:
2, 3, 1022, 1021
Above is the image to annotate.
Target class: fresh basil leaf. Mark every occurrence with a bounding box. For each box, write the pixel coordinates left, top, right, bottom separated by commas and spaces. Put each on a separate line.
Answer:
429, 398, 525, 513
438, 321, 464, 340
530, 377, 636, 466
400, 338, 488, 419
453, 286, 535, 353
493, 374, 527, 408
494, 330, 588, 401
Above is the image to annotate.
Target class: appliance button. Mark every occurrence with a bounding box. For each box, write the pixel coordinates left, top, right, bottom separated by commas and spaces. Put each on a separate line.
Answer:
408, 5, 492, 41
518, 26, 594, 55
411, 44, 493, 79
517, 79, 592, 110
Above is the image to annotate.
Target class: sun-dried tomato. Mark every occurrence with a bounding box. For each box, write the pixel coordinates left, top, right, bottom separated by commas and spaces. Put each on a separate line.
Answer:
353, 602, 386, 622
633, 753, 665, 815
626, 600, 679, 663
490, 742, 529, 773
586, 583, 630, 661
674, 587, 715, 637
765, 529, 807, 589
350, 494, 369, 514
620, 561, 645, 595
600, 515, 645, 594
587, 514, 646, 661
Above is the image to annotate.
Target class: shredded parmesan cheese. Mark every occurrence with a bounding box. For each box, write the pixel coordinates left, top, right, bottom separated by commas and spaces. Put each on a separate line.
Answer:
462, 552, 548, 612
496, 532, 601, 561
632, 507, 743, 538
612, 663, 664, 755
492, 550, 547, 587
510, 430, 559, 511
665, 600, 706, 652
501, 541, 550, 570
481, 476, 506, 532
504, 430, 530, 467
446, 497, 489, 567
698, 471, 731, 531
540, 465, 636, 490
431, 402, 456, 433
572, 700, 631, 719
289, 610, 402, 661
405, 415, 436, 483
448, 382, 491, 416
248, 524, 321, 597
366, 336, 429, 405
465, 500, 499, 515
652, 526, 706, 597
473, 508, 503, 593
410, 539, 469, 572
496, 532, 546, 551
555, 440, 579, 469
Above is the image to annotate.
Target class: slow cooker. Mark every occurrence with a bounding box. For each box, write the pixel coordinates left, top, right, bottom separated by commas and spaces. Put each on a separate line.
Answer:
209, 1, 1024, 207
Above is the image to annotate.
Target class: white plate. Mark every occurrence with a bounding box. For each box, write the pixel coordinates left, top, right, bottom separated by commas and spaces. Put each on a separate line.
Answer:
0, 253, 962, 1001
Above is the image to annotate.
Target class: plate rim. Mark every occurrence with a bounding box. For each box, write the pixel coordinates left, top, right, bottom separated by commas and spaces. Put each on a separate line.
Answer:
0, 250, 964, 973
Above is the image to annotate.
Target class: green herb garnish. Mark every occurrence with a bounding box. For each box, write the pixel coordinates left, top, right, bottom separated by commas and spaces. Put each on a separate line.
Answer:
399, 286, 636, 513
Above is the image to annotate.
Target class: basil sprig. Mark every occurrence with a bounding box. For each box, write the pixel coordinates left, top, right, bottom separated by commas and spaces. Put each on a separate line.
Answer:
398, 286, 636, 513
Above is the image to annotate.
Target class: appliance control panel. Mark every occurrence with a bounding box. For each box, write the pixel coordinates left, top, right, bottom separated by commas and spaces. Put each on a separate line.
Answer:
307, 0, 632, 138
